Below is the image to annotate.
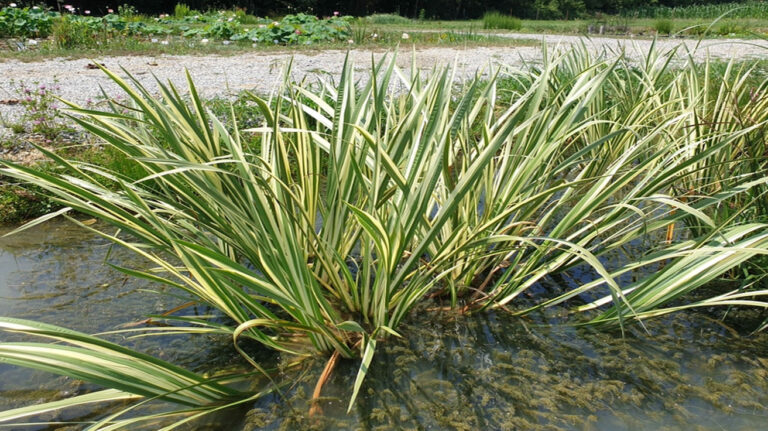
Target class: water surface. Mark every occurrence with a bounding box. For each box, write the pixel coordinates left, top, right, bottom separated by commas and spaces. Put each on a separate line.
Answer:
1, 220, 767, 430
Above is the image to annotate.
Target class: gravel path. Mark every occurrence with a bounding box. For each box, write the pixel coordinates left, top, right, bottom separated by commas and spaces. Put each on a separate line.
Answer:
1, 33, 767, 135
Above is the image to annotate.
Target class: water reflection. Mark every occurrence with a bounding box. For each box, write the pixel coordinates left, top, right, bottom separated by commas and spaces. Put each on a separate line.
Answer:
1, 221, 767, 430
0, 220, 240, 426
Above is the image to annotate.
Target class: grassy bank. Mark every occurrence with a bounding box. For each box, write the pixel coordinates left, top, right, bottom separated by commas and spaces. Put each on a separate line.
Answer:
367, 16, 768, 37
3, 3, 768, 62
516, 17, 768, 36
0, 30, 534, 62
0, 6, 534, 62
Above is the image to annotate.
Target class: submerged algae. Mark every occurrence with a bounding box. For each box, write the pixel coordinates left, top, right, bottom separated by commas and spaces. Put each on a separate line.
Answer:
237, 309, 768, 430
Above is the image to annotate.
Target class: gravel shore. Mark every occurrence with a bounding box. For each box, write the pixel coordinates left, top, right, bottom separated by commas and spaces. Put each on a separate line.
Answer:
1, 34, 767, 136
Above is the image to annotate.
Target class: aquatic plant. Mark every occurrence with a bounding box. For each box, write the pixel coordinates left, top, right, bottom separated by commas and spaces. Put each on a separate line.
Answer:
0, 317, 266, 428
1, 45, 768, 427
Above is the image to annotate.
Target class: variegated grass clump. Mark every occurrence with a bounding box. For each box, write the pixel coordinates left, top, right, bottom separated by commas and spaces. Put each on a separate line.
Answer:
1, 43, 768, 428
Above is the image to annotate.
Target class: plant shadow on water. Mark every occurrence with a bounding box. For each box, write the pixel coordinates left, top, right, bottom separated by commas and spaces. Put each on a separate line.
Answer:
240, 307, 768, 430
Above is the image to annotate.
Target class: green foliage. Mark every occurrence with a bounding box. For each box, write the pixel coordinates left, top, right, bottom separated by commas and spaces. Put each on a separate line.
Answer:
233, 7, 261, 25
243, 13, 352, 44
0, 317, 260, 428
151, 12, 353, 44
7, 80, 67, 139
482, 12, 521, 30
0, 7, 349, 47
52, 14, 98, 48
0, 144, 147, 224
202, 19, 242, 39
533, 0, 586, 20
717, 21, 744, 36
207, 93, 265, 131
684, 24, 708, 36
117, 3, 139, 20
654, 18, 673, 35
173, 3, 193, 19
0, 182, 55, 224
77, 144, 150, 184
0, 6, 57, 38
362, 13, 412, 25
353, 28, 508, 45
51, 13, 173, 44
624, 1, 768, 20
2, 46, 768, 425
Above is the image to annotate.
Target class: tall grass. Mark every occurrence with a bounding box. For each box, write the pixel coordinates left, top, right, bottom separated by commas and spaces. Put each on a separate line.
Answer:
483, 11, 522, 30
654, 18, 673, 35
173, 3, 193, 19
1, 44, 768, 427
361, 13, 412, 25
52, 15, 99, 49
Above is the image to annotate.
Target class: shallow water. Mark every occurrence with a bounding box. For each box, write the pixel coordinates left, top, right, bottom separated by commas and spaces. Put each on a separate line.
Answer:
0, 220, 235, 424
1, 220, 767, 430
241, 310, 768, 431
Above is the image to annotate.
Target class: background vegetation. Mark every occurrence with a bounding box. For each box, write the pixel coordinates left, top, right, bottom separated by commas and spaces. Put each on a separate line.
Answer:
21, 0, 768, 20
0, 6, 353, 43
4, 1, 768, 58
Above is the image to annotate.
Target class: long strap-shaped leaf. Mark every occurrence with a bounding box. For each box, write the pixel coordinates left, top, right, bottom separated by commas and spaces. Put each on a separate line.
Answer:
0, 318, 240, 405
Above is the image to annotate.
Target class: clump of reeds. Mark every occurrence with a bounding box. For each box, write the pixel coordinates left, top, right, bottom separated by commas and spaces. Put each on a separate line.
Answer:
1, 43, 768, 428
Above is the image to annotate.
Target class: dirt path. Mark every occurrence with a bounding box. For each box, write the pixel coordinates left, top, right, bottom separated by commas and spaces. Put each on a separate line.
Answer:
1, 34, 767, 135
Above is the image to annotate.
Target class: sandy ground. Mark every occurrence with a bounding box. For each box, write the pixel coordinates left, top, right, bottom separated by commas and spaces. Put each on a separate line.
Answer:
1, 33, 767, 138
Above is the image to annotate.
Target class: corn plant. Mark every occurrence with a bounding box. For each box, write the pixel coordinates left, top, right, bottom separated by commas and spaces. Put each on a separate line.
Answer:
625, 1, 768, 19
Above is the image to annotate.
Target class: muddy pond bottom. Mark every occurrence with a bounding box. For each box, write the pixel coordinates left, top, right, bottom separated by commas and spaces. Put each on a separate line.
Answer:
1, 220, 767, 430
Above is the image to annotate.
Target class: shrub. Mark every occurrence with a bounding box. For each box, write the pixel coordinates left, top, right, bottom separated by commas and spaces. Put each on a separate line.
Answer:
203, 19, 241, 39
233, 7, 260, 24
117, 3, 138, 20
624, 1, 768, 20
717, 21, 744, 35
483, 11, 522, 31
0, 184, 55, 224
363, 13, 411, 25
683, 23, 708, 36
52, 15, 98, 48
173, 3, 192, 18
654, 18, 673, 35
